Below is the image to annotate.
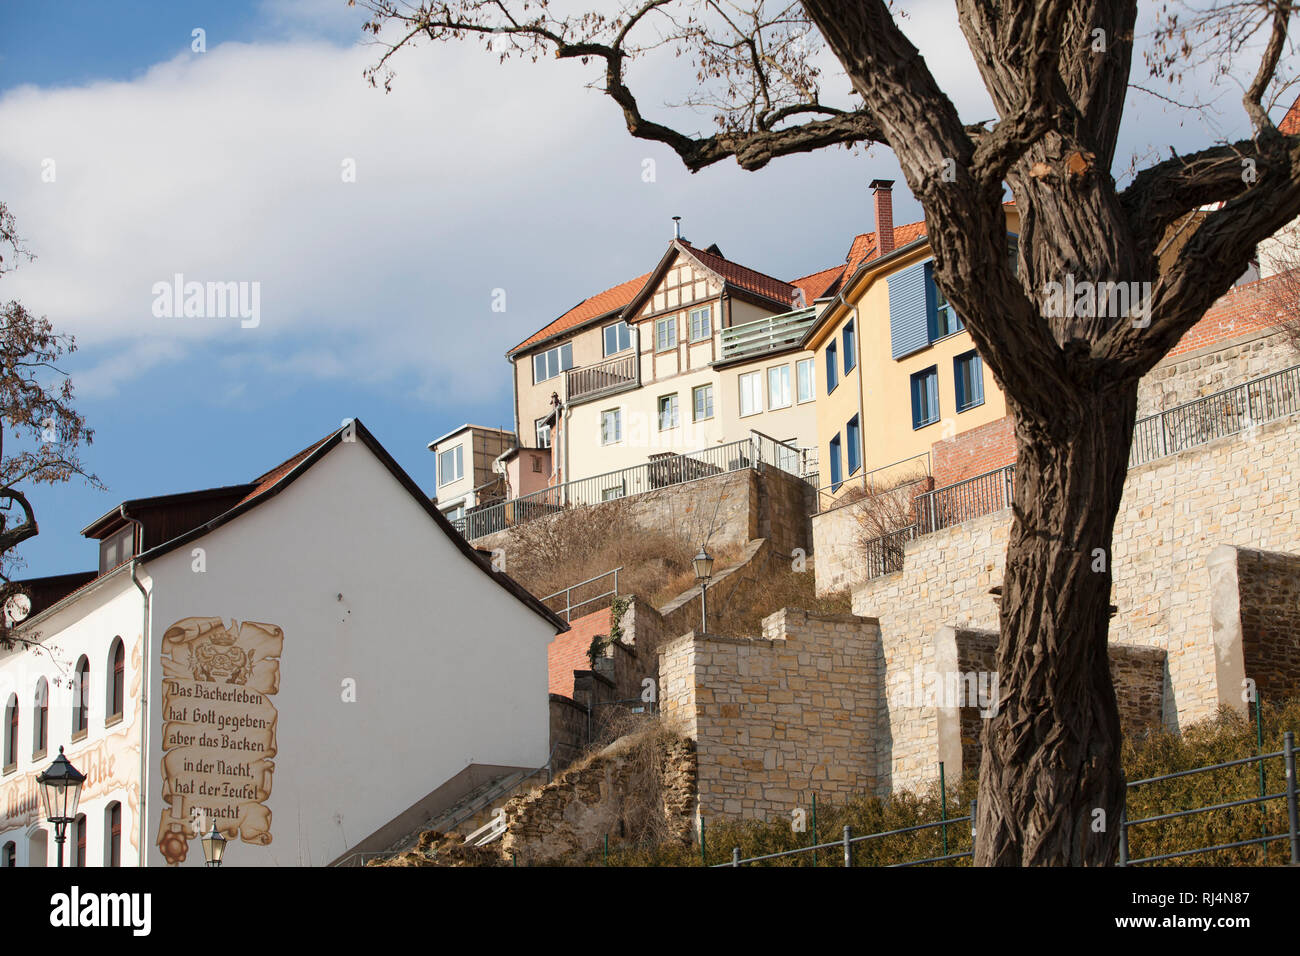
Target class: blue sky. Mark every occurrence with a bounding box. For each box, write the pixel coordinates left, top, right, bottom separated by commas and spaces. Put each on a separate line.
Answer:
0, 0, 1276, 578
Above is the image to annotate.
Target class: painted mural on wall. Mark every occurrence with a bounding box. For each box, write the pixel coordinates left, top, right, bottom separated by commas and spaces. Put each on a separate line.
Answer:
0, 637, 144, 859
155, 618, 282, 865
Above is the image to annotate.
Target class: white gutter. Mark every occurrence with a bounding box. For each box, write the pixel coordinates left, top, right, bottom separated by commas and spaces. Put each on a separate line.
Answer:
121, 505, 151, 868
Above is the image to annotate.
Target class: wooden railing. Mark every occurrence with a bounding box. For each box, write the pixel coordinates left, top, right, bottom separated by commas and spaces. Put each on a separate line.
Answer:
565, 352, 639, 404
719, 307, 816, 361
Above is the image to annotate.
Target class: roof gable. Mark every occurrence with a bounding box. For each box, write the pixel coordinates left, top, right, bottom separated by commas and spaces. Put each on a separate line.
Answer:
508, 273, 652, 357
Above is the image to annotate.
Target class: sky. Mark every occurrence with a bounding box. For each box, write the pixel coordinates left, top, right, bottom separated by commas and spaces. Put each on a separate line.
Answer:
0, 0, 1284, 578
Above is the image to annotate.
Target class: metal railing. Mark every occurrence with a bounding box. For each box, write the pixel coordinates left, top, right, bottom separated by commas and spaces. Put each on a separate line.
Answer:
914, 464, 1015, 536
1120, 729, 1300, 866
718, 801, 977, 868
565, 352, 639, 404
855, 364, 1300, 580
719, 307, 816, 361
1129, 364, 1300, 467
864, 524, 920, 578
813, 452, 931, 514
458, 431, 811, 540
750, 429, 816, 478
541, 567, 621, 623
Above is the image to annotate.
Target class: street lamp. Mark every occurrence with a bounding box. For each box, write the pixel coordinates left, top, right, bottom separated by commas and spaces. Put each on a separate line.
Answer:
201, 822, 228, 867
693, 548, 714, 634
36, 746, 86, 868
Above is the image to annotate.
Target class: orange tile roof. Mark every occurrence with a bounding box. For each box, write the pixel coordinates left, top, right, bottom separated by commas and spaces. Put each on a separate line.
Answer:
844, 219, 928, 272
1280, 92, 1300, 134
791, 264, 846, 304
509, 273, 651, 356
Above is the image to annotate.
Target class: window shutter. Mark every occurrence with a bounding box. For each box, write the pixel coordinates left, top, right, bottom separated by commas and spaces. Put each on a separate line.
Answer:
889, 261, 931, 358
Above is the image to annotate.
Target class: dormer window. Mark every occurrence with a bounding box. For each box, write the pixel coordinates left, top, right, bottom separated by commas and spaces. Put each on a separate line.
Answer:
99, 526, 135, 574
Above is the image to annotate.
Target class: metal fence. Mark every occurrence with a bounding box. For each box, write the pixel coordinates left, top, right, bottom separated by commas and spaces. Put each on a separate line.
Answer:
863, 523, 920, 578
1120, 730, 1300, 866
1129, 364, 1300, 467
915, 464, 1015, 535
541, 567, 621, 623
715, 731, 1300, 867
459, 432, 811, 540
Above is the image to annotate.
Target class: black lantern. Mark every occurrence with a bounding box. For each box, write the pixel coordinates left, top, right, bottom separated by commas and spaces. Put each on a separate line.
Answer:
36, 746, 86, 868
693, 548, 714, 634
201, 822, 228, 867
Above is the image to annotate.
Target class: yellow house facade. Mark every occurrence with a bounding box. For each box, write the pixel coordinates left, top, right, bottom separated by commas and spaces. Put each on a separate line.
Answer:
804, 206, 1020, 502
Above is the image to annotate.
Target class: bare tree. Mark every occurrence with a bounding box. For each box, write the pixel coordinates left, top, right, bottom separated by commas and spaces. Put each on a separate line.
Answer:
0, 201, 100, 650
355, 0, 1300, 864
1256, 219, 1300, 353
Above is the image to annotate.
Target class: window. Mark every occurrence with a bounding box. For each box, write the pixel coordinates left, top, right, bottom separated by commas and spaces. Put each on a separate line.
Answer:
739, 371, 763, 417
530, 454, 543, 473
107, 802, 121, 867
3, 694, 16, 771
532, 342, 574, 383
535, 417, 551, 449
603, 321, 632, 356
443, 504, 465, 524
843, 320, 857, 374
72, 656, 89, 738
910, 366, 940, 429
931, 275, 963, 339
655, 316, 678, 352
658, 394, 679, 431
74, 814, 87, 868
601, 484, 625, 501
688, 306, 712, 342
108, 638, 125, 721
768, 365, 791, 409
846, 416, 861, 475
829, 433, 843, 492
437, 445, 464, 487
1, 842, 14, 867
99, 525, 134, 575
601, 409, 622, 445
954, 350, 985, 412
796, 358, 815, 403
33, 679, 47, 759
826, 341, 839, 393
692, 384, 714, 422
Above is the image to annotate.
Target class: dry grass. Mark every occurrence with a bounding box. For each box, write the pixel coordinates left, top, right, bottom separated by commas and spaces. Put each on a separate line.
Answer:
705, 550, 852, 637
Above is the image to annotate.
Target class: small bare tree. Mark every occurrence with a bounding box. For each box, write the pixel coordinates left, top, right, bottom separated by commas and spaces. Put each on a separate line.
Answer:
0, 201, 100, 650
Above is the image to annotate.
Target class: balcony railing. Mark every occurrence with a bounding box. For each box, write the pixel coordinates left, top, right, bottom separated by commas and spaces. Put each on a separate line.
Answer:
565, 352, 639, 404
719, 307, 817, 362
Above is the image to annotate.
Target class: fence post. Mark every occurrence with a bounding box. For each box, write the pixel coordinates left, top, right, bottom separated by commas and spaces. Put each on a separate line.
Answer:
939, 761, 949, 858
732, 847, 741, 867
1285, 731, 1299, 866
1118, 804, 1128, 867
699, 816, 706, 867
843, 825, 852, 867
811, 792, 818, 867
1159, 410, 1169, 458
970, 799, 977, 860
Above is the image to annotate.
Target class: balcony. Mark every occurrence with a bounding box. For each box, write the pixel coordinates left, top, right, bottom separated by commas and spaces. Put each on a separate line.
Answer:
565, 352, 639, 404
719, 306, 816, 362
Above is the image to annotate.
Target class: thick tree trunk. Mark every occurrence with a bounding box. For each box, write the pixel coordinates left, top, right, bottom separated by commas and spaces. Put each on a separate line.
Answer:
975, 384, 1137, 866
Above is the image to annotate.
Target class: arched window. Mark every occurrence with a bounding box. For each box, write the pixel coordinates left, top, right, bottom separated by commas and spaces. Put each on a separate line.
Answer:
1, 841, 14, 867
74, 813, 87, 867
106, 802, 121, 867
32, 678, 48, 759
107, 638, 125, 720
3, 694, 16, 771
72, 656, 90, 737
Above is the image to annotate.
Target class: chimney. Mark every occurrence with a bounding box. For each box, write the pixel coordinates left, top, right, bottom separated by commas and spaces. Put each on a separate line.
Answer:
672, 216, 682, 240
870, 179, 895, 256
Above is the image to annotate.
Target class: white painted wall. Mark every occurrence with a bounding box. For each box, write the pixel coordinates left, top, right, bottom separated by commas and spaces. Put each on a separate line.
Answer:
0, 571, 146, 867
144, 437, 554, 867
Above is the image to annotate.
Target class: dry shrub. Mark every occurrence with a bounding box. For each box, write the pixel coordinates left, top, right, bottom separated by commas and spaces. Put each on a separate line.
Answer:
505, 500, 700, 611
706, 550, 852, 638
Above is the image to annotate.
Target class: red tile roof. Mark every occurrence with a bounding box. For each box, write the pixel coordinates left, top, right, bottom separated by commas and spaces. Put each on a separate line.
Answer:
1280, 92, 1300, 135
237, 434, 335, 506
509, 273, 652, 356
844, 219, 929, 272
678, 241, 797, 309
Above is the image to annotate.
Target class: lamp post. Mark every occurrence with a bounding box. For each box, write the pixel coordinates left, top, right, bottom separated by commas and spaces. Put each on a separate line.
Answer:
201, 821, 228, 867
693, 548, 714, 635
36, 746, 86, 868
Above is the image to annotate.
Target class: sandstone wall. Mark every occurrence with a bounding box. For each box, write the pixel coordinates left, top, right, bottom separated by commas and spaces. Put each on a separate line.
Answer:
1209, 545, 1300, 712
658, 608, 883, 823
851, 413, 1300, 792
